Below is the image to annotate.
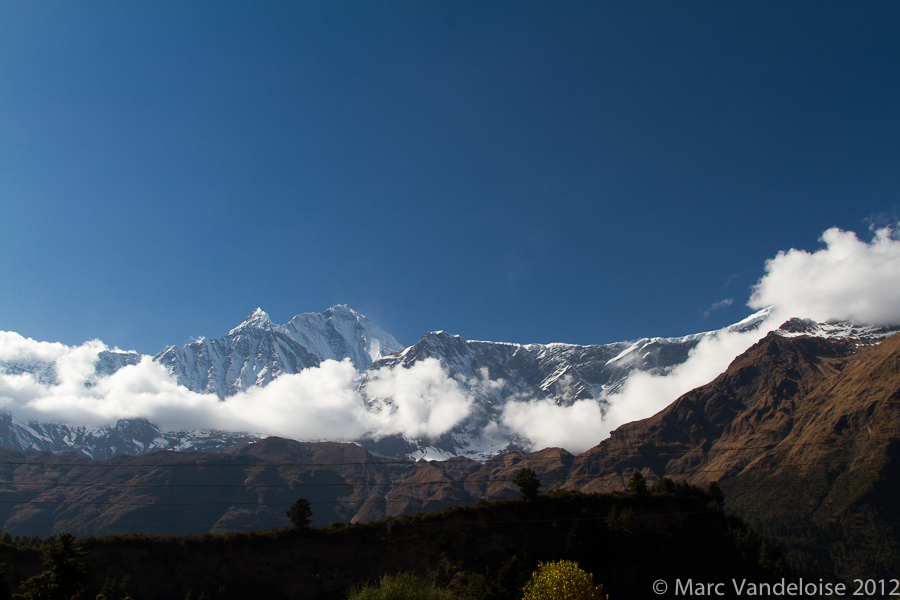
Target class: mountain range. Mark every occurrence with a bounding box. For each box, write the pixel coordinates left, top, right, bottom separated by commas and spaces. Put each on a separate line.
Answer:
0, 305, 404, 459
1, 306, 899, 583
0, 324, 897, 584
0, 306, 897, 463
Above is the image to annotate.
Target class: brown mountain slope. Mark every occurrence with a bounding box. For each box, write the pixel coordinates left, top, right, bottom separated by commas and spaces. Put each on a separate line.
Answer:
0, 439, 576, 537
721, 333, 900, 580
564, 333, 860, 492
383, 447, 574, 516
563, 331, 900, 581
0, 440, 411, 535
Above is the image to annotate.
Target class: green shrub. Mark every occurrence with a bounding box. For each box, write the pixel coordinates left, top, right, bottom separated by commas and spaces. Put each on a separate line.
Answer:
348, 573, 457, 600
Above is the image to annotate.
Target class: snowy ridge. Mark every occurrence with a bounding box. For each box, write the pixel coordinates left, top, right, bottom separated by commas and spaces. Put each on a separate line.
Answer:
2, 306, 896, 462
358, 326, 718, 459
154, 305, 404, 397
727, 307, 773, 332
0, 413, 259, 459
774, 317, 900, 344
279, 305, 400, 368
0, 347, 141, 387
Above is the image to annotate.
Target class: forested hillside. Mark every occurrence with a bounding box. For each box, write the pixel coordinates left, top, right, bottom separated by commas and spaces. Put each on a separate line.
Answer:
0, 488, 786, 600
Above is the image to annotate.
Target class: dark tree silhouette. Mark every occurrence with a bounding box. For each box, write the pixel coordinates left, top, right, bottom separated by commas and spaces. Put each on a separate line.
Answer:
707, 480, 725, 508
286, 497, 313, 528
514, 468, 541, 501
14, 533, 87, 600
627, 471, 648, 496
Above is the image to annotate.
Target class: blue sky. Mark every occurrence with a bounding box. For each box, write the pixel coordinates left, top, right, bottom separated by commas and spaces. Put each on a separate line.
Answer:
2, 1, 899, 354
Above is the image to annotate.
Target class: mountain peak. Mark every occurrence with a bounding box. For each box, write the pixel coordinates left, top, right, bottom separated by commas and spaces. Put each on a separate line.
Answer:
228, 308, 272, 334
324, 304, 357, 316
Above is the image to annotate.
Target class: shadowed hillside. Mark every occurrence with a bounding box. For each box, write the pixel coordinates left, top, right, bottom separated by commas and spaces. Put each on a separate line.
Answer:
0, 489, 786, 600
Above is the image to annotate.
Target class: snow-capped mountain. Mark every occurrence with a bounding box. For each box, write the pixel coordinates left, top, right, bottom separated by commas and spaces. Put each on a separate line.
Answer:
1, 305, 897, 462
0, 305, 402, 457
154, 305, 403, 397
0, 346, 142, 387
773, 317, 900, 344
357, 309, 772, 460
0, 413, 258, 460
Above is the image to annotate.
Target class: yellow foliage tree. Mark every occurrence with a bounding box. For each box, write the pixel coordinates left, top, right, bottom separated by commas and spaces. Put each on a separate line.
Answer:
521, 560, 609, 600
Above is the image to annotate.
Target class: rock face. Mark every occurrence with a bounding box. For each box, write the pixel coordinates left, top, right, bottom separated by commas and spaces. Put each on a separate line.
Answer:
0, 438, 404, 536
154, 305, 403, 397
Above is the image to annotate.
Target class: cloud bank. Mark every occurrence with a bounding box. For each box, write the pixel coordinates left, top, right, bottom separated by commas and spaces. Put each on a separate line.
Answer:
0, 323, 774, 455
501, 397, 606, 454
500, 321, 772, 453
2, 226, 899, 456
0, 332, 473, 443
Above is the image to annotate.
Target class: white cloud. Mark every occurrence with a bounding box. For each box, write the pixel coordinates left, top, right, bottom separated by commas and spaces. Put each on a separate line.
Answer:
0, 331, 69, 363
749, 226, 900, 326
0, 338, 475, 442
365, 358, 473, 439
216, 359, 372, 439
704, 297, 734, 318
1, 354, 222, 431
599, 322, 771, 435
501, 398, 605, 455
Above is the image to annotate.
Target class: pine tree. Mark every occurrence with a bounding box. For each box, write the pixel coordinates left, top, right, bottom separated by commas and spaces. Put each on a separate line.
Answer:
651, 477, 676, 494
513, 468, 541, 501
485, 556, 522, 600
287, 497, 313, 528
627, 471, 647, 496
